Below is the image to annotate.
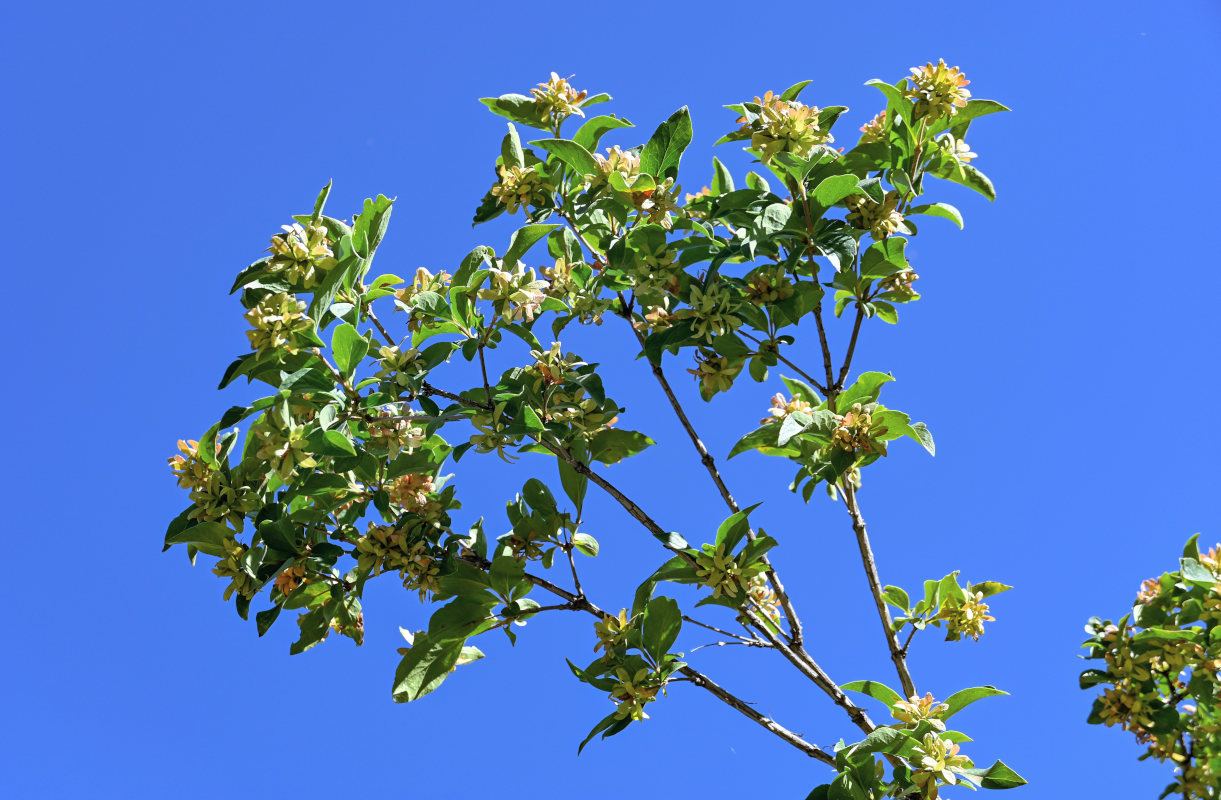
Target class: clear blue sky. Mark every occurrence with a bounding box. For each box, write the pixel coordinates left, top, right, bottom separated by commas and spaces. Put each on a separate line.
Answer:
5, 2, 1220, 797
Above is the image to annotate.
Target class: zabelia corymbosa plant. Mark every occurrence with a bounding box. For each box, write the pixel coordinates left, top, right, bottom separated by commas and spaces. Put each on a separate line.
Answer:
165, 62, 1025, 797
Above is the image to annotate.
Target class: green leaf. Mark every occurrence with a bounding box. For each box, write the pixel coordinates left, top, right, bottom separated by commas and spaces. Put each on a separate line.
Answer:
256, 606, 281, 636
835, 372, 894, 412
860, 238, 909, 279
882, 585, 910, 612
352, 195, 394, 260
842, 680, 904, 708
392, 633, 466, 702
588, 429, 654, 465
572, 115, 634, 152
959, 760, 1027, 790
711, 156, 734, 195
930, 99, 1010, 134
164, 521, 232, 557
310, 180, 332, 223
936, 162, 996, 201
639, 107, 692, 180
530, 138, 599, 175
640, 596, 682, 661
503, 224, 561, 267
330, 323, 369, 377
779, 80, 812, 102
942, 686, 1008, 719
778, 376, 821, 405
572, 532, 599, 557
968, 580, 1012, 599
811, 174, 860, 208
907, 421, 935, 456
1181, 558, 1216, 589
479, 94, 548, 129
909, 202, 963, 229
578, 711, 627, 754
522, 478, 557, 513
714, 503, 761, 553
306, 428, 356, 457
558, 438, 589, 513
1184, 533, 1202, 560
633, 556, 699, 615
864, 79, 911, 124
502, 123, 525, 169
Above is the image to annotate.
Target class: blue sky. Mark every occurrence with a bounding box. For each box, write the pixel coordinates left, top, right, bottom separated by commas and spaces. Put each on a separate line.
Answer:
5, 2, 1220, 797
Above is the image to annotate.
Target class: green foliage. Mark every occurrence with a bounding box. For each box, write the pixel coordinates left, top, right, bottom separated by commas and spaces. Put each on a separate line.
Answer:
1081, 536, 1221, 798
163, 65, 1023, 796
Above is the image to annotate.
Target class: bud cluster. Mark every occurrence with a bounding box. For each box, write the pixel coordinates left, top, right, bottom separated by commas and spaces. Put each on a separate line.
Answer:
266, 222, 337, 288
858, 110, 888, 144
832, 403, 889, 456
478, 262, 549, 323
387, 473, 443, 520
737, 91, 834, 164
761, 393, 815, 425
673, 283, 741, 343
845, 191, 909, 240
531, 72, 587, 125
904, 59, 972, 122
938, 591, 995, 642
250, 408, 317, 482
355, 522, 442, 599
212, 535, 257, 601
693, 543, 765, 601
244, 292, 313, 356
490, 164, 553, 214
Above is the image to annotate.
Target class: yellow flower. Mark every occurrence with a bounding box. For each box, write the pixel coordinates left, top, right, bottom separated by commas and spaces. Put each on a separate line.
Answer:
904, 60, 972, 121
859, 110, 887, 143
531, 72, 587, 125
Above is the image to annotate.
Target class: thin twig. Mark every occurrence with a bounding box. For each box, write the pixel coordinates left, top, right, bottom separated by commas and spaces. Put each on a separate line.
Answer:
835, 307, 865, 391
682, 615, 763, 644
838, 482, 917, 698
739, 330, 826, 395
455, 554, 833, 764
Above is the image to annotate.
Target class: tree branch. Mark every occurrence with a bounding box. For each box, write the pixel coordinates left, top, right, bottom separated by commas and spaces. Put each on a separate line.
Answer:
455, 554, 834, 765
838, 482, 917, 698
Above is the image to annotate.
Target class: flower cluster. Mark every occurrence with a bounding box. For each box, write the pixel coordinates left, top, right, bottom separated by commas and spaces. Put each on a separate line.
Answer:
673, 283, 740, 343
693, 543, 765, 600
375, 345, 422, 387
904, 59, 972, 122
212, 535, 257, 601
584, 145, 640, 190
845, 191, 909, 240
610, 667, 662, 722
688, 350, 742, 398
366, 406, 425, 459
909, 733, 976, 799
877, 268, 920, 301
737, 91, 833, 163
395, 266, 452, 307
266, 222, 337, 288
761, 393, 814, 425
490, 164, 553, 214
249, 407, 317, 482
387, 473, 443, 520
593, 609, 634, 655
939, 591, 995, 642
892, 693, 950, 730
858, 110, 888, 144
355, 523, 442, 598
832, 403, 889, 456
478, 262, 549, 323
244, 292, 313, 356
744, 265, 794, 305
531, 72, 587, 125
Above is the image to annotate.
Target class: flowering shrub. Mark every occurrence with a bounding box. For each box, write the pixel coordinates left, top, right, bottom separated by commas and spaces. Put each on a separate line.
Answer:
1082, 535, 1221, 798
164, 67, 1024, 796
